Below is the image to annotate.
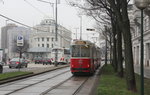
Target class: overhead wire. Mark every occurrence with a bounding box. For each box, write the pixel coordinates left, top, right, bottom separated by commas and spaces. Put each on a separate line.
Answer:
24, 0, 48, 17
0, 13, 71, 41
0, 0, 4, 4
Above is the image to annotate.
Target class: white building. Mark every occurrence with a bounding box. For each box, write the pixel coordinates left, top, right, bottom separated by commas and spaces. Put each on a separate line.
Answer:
129, 4, 150, 67
28, 18, 72, 59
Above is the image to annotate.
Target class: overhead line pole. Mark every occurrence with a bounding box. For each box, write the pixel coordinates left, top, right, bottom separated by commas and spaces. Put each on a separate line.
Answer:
55, 0, 58, 42
54, 0, 58, 66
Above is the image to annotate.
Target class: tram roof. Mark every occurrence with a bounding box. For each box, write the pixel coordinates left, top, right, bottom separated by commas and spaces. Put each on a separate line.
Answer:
71, 40, 95, 46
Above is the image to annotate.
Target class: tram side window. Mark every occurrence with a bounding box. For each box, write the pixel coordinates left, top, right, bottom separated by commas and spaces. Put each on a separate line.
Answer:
71, 45, 80, 57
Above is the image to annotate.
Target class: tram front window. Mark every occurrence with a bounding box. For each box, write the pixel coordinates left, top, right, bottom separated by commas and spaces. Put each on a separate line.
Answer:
81, 45, 90, 57
71, 45, 90, 57
71, 45, 80, 57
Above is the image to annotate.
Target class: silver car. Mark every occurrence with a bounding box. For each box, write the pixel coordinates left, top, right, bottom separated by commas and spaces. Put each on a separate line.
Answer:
9, 58, 28, 68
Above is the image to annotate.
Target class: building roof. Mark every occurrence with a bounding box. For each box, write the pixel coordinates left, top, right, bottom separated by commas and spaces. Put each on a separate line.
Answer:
28, 47, 51, 53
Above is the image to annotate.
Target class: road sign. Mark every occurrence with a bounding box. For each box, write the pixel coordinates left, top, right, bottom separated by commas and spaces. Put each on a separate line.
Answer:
17, 36, 24, 46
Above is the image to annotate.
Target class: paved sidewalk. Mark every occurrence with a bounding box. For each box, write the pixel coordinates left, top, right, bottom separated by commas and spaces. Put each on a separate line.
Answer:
134, 64, 150, 79
27, 63, 69, 74
0, 63, 69, 85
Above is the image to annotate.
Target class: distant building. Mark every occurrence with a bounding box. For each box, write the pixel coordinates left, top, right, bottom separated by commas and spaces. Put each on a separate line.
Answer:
7, 26, 31, 59
1, 23, 17, 61
0, 23, 31, 61
1, 23, 17, 49
28, 18, 72, 59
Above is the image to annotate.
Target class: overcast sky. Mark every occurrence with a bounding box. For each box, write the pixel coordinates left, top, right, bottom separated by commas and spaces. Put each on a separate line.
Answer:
0, 0, 95, 34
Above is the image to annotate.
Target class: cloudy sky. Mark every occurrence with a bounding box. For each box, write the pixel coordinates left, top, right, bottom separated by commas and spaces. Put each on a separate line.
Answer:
0, 0, 95, 34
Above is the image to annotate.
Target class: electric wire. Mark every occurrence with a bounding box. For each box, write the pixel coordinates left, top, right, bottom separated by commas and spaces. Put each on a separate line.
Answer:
24, 0, 48, 17
0, 13, 71, 41
0, 0, 4, 4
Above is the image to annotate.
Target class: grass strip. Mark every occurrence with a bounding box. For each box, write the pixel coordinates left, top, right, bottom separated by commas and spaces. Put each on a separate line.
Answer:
97, 64, 150, 95
0, 71, 32, 81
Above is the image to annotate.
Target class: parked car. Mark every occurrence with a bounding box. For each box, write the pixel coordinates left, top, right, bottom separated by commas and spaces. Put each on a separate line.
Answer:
43, 58, 52, 65
34, 57, 43, 64
9, 58, 28, 68
0, 62, 4, 73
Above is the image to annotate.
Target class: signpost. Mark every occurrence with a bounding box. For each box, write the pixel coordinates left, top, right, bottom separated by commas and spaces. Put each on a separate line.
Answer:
17, 35, 24, 71
17, 36, 24, 46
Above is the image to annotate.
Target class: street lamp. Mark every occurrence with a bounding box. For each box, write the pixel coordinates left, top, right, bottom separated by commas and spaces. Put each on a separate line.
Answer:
134, 0, 150, 95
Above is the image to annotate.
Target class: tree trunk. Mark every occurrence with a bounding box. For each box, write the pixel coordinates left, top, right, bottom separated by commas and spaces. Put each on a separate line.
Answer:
116, 24, 124, 78
109, 33, 113, 64
120, 0, 137, 91
112, 27, 118, 71
105, 38, 107, 65
108, 0, 137, 91
111, 14, 118, 72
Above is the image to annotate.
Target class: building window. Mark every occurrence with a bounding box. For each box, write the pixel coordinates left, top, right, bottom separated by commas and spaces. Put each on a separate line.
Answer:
38, 38, 40, 42
52, 44, 53, 48
47, 38, 49, 41
38, 44, 40, 47
42, 44, 44, 47
52, 38, 54, 41
52, 29, 54, 33
42, 37, 44, 41
145, 18, 149, 31
47, 44, 49, 48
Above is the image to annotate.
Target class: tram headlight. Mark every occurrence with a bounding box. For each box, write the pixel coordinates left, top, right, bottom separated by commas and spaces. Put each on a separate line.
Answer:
87, 64, 90, 68
71, 64, 74, 67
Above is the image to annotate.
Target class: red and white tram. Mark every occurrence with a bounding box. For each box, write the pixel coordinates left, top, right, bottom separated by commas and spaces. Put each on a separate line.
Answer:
70, 40, 101, 75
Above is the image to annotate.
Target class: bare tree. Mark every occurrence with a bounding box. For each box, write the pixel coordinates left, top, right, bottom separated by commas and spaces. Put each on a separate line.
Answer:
67, 0, 136, 92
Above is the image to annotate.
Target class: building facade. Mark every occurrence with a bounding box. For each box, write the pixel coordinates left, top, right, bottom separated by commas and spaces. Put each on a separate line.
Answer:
28, 18, 72, 59
0, 23, 31, 61
129, 4, 150, 67
7, 26, 31, 59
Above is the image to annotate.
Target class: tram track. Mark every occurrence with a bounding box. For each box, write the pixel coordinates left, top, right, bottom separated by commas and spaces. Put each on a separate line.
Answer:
0, 66, 103, 95
40, 76, 73, 95
0, 68, 70, 95
40, 76, 89, 95
72, 77, 89, 95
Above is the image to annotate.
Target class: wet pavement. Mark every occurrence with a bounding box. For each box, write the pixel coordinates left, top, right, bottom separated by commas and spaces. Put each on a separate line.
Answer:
0, 67, 71, 95
2, 63, 55, 73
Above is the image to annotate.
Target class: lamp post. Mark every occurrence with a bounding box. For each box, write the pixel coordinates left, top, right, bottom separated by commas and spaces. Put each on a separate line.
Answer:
37, 0, 59, 66
54, 0, 58, 66
134, 0, 150, 95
